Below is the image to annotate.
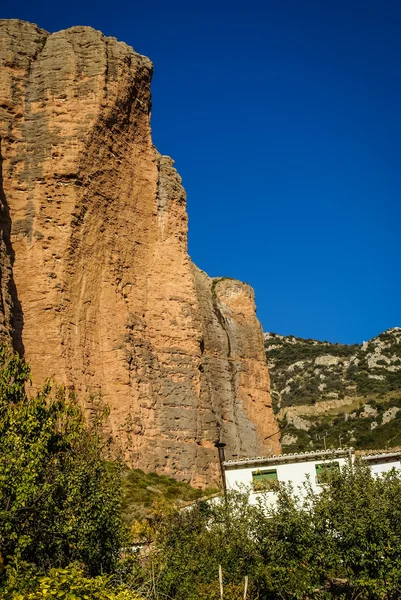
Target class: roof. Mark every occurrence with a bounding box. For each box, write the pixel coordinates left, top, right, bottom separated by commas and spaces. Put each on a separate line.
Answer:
356, 446, 401, 457
223, 447, 401, 470
223, 448, 351, 470
360, 451, 401, 463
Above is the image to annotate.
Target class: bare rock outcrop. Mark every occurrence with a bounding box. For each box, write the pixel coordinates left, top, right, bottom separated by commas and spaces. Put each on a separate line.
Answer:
0, 19, 280, 485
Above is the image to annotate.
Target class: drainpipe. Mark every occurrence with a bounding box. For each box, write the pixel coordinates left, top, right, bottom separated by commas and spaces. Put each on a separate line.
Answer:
214, 441, 227, 504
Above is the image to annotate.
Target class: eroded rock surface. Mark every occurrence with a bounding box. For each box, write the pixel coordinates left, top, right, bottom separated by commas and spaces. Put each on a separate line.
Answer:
0, 19, 280, 485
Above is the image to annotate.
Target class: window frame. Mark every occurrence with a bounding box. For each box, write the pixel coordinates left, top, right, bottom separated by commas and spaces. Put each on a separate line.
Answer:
252, 468, 279, 492
315, 461, 340, 484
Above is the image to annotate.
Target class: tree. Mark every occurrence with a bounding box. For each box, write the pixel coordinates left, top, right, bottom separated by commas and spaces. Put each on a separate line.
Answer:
133, 463, 401, 599
139, 493, 260, 600
0, 346, 124, 575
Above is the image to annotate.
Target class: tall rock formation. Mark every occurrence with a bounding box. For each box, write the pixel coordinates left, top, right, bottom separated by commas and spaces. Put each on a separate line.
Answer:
0, 19, 280, 485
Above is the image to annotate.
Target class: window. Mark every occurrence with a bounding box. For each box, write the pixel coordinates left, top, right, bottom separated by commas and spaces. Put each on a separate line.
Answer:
252, 469, 279, 491
315, 461, 340, 484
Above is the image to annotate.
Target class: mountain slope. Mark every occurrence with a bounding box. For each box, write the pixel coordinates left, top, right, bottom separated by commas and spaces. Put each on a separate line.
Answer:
265, 328, 401, 452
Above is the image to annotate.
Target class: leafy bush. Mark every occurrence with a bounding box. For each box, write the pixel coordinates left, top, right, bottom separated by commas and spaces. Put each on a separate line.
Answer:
1, 562, 141, 600
132, 464, 401, 599
0, 346, 124, 575
140, 494, 260, 600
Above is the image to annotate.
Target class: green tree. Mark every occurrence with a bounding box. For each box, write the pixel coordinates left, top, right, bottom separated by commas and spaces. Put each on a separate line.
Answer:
311, 462, 401, 596
136, 493, 260, 600
1, 562, 142, 600
0, 346, 124, 575
134, 464, 401, 599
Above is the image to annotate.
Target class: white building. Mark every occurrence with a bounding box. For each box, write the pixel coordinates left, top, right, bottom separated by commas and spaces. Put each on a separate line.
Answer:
223, 448, 401, 508
360, 450, 401, 475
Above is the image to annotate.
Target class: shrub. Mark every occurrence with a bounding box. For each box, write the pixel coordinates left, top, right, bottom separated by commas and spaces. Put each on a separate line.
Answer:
132, 464, 401, 599
1, 562, 141, 600
0, 346, 124, 575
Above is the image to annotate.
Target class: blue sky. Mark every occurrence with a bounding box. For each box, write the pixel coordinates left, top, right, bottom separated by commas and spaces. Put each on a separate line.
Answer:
2, 0, 400, 343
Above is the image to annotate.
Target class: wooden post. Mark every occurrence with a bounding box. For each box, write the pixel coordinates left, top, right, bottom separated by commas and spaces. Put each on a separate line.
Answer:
243, 575, 248, 599
219, 564, 223, 599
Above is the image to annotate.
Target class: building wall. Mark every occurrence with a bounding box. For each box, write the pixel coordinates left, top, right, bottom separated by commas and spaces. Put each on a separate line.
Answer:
367, 459, 401, 475
225, 457, 349, 507
225, 453, 401, 509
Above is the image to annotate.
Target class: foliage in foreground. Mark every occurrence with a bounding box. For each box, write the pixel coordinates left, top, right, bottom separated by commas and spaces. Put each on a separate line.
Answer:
1, 563, 141, 600
131, 463, 401, 600
0, 346, 124, 576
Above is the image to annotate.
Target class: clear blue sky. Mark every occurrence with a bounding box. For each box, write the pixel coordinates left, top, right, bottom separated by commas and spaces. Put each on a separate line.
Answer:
2, 0, 400, 344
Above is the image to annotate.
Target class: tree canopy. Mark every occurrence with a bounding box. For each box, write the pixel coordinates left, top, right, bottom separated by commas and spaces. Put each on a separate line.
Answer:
0, 346, 123, 575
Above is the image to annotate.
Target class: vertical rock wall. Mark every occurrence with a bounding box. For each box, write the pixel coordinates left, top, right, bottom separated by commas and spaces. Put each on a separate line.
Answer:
0, 19, 280, 485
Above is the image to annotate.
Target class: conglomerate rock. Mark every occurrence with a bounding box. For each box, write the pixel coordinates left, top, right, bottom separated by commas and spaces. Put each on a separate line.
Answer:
0, 19, 280, 485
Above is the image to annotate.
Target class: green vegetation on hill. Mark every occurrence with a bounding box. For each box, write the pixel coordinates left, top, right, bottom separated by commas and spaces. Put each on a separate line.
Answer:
121, 468, 215, 524
267, 335, 356, 367
265, 328, 401, 452
281, 395, 401, 453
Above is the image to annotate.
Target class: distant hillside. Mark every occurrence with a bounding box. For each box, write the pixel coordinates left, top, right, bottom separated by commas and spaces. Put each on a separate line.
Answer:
265, 328, 401, 453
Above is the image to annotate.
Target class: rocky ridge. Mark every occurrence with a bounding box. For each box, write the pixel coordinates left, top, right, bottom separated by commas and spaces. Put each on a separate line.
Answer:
0, 19, 280, 486
265, 328, 401, 452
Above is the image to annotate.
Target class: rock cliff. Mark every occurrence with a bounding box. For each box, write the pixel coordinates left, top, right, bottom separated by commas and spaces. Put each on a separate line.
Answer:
0, 19, 280, 485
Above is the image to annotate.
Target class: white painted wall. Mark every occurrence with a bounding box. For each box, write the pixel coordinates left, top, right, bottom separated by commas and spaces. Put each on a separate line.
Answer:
225, 457, 349, 508
225, 454, 401, 509
368, 459, 401, 475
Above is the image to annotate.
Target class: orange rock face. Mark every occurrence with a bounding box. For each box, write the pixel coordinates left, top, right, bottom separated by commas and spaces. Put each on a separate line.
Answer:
0, 19, 280, 485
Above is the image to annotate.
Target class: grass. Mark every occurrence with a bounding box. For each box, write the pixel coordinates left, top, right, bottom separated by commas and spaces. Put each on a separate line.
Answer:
121, 467, 219, 524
